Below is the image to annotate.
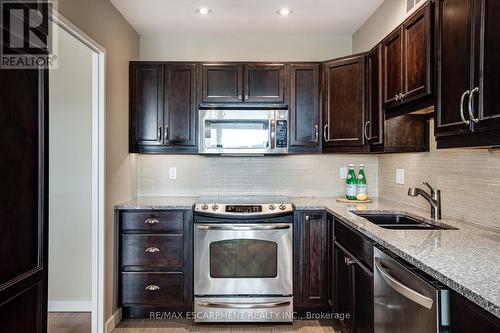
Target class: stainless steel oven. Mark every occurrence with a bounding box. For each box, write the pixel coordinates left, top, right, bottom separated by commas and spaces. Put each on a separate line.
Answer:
193, 200, 293, 322
198, 109, 288, 155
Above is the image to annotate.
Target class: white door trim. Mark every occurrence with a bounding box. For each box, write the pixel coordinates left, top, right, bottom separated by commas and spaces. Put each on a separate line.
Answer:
50, 10, 106, 333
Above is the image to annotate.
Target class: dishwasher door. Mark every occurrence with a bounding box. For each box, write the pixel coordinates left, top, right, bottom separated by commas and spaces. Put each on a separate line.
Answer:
374, 247, 449, 333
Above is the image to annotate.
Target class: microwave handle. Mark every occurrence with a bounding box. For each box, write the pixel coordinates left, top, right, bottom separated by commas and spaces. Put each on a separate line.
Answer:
270, 119, 276, 149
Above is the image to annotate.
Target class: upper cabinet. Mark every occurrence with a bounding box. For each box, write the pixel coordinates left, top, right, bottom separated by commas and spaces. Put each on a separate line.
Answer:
288, 63, 322, 153
435, 0, 500, 148
382, 2, 433, 113
367, 45, 429, 153
323, 54, 367, 153
201, 63, 285, 104
130, 62, 198, 153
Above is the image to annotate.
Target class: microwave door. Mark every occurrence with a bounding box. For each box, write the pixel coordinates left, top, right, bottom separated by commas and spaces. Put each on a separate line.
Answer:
203, 120, 271, 153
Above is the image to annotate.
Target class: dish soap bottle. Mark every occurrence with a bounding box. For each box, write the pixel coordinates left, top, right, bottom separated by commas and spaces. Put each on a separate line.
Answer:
357, 164, 367, 201
346, 164, 358, 200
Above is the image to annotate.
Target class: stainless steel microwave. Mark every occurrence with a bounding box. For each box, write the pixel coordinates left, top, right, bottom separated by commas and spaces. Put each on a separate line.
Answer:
198, 109, 289, 155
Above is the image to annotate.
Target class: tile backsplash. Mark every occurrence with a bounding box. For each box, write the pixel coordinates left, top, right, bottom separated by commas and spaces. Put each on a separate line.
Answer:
379, 120, 500, 230
138, 154, 379, 198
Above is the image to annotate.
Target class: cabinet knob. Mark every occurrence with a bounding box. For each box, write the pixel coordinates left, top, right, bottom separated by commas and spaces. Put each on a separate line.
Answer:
145, 247, 160, 253
146, 285, 160, 291
144, 218, 159, 225
244, 95, 249, 100
305, 215, 310, 222
238, 95, 242, 100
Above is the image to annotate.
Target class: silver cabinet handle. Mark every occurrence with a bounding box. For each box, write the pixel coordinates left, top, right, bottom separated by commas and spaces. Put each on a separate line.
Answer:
364, 121, 371, 141
238, 95, 242, 100
144, 218, 159, 225
157, 126, 161, 141
145, 247, 160, 253
468, 87, 480, 123
460, 90, 471, 125
196, 300, 291, 309
314, 124, 319, 142
270, 119, 276, 149
146, 285, 160, 291
323, 124, 333, 142
395, 94, 400, 101
196, 224, 291, 231
164, 125, 169, 142
244, 95, 249, 100
374, 258, 434, 309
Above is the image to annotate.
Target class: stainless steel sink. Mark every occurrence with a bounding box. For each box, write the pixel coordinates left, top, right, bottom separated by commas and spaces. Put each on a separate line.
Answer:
353, 212, 458, 230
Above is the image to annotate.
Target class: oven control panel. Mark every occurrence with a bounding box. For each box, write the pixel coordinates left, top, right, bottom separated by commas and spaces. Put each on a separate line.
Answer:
194, 203, 294, 216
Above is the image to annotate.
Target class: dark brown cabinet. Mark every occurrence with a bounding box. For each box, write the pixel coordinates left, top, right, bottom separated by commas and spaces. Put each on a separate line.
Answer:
294, 211, 330, 312
323, 54, 367, 152
129, 62, 198, 153
289, 63, 322, 153
382, 2, 433, 113
201, 63, 285, 104
367, 44, 429, 153
333, 220, 374, 333
201, 63, 243, 103
450, 291, 500, 333
436, 0, 500, 148
117, 209, 193, 317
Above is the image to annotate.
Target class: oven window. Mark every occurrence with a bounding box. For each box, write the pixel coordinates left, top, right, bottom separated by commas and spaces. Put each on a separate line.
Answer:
204, 120, 269, 149
209, 239, 277, 278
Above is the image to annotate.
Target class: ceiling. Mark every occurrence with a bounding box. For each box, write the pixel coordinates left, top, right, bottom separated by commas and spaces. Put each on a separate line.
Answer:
111, 0, 384, 36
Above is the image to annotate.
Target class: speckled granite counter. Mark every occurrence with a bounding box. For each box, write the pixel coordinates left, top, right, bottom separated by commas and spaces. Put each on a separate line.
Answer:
292, 196, 500, 319
115, 196, 500, 318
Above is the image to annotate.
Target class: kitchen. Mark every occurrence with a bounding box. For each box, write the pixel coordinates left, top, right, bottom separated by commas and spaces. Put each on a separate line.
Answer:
1, 0, 499, 333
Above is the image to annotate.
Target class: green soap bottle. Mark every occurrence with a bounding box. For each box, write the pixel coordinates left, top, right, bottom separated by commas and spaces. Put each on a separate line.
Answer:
357, 164, 367, 196
346, 164, 358, 200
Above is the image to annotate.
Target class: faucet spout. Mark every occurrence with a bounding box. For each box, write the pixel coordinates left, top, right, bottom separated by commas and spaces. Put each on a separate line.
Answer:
408, 183, 442, 220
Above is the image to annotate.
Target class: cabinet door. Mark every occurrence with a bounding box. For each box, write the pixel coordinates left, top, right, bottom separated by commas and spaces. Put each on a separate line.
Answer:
402, 3, 432, 102
323, 55, 366, 151
382, 28, 403, 109
367, 45, 384, 147
301, 212, 329, 307
289, 63, 321, 152
201, 64, 243, 103
435, 0, 474, 137
244, 64, 285, 103
129, 63, 164, 148
473, 0, 500, 133
334, 243, 353, 333
164, 64, 197, 149
450, 291, 500, 333
353, 261, 374, 333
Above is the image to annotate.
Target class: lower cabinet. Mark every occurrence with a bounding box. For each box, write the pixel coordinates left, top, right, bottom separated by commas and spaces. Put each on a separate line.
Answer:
294, 211, 330, 313
450, 291, 500, 333
117, 209, 193, 317
333, 219, 374, 333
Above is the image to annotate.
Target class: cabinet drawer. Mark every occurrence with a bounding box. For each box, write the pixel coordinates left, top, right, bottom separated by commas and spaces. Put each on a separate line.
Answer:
121, 272, 184, 305
121, 234, 183, 267
121, 211, 184, 232
334, 220, 374, 270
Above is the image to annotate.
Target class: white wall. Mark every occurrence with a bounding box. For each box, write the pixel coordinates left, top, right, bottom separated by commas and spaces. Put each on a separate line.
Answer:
48, 27, 93, 305
140, 33, 352, 61
352, 0, 407, 53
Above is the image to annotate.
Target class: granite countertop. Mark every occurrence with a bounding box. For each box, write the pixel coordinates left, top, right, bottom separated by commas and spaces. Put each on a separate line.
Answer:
115, 196, 500, 318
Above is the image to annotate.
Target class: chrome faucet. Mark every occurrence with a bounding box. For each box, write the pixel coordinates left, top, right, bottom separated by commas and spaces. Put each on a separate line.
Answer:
408, 182, 441, 220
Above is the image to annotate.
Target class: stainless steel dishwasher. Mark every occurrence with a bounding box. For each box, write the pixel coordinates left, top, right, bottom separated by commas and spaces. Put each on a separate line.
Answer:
373, 247, 450, 333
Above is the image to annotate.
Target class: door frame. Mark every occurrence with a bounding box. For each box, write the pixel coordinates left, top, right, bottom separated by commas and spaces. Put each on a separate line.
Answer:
49, 11, 106, 333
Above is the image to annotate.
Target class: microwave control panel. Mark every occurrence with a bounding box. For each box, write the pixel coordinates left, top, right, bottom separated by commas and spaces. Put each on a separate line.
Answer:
276, 120, 288, 148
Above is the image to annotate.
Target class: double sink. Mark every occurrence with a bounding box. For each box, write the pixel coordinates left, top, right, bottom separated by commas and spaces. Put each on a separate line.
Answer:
353, 212, 458, 230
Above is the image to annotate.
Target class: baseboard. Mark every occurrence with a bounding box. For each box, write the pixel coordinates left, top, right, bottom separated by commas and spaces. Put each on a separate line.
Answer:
105, 307, 122, 333
48, 300, 92, 312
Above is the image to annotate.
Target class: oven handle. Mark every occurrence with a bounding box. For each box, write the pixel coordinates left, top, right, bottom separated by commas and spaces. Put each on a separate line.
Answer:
374, 258, 434, 309
195, 224, 291, 231
196, 300, 291, 309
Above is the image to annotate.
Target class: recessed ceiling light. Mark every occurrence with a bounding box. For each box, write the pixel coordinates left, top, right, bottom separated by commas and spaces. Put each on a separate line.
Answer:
277, 8, 293, 16
196, 7, 212, 15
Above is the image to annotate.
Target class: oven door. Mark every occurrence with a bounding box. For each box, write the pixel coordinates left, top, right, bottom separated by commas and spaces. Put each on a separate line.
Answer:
194, 223, 293, 296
